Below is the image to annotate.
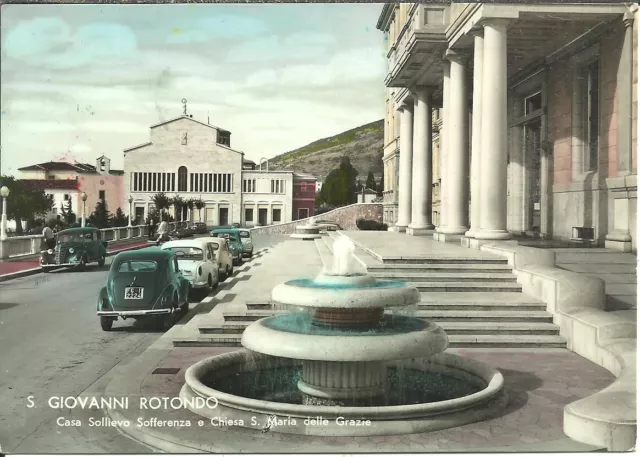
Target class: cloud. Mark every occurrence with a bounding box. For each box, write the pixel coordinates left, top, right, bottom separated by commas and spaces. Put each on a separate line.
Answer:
4, 19, 138, 69
225, 32, 335, 63
244, 46, 385, 87
164, 15, 269, 44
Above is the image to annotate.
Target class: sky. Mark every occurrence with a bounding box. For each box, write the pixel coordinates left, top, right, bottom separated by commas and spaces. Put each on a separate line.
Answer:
0, 3, 387, 175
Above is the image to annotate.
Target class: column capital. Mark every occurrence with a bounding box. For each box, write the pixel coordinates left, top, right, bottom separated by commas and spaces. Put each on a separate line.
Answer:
396, 100, 414, 112
622, 15, 634, 28
443, 49, 469, 64
411, 85, 437, 97
477, 17, 512, 29
468, 27, 484, 38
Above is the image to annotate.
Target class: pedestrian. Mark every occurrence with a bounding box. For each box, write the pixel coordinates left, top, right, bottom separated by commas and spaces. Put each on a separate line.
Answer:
150, 217, 156, 238
42, 224, 56, 250
157, 216, 169, 241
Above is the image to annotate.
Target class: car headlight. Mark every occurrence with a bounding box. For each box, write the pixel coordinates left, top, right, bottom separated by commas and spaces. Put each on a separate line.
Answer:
69, 248, 75, 254
47, 249, 53, 254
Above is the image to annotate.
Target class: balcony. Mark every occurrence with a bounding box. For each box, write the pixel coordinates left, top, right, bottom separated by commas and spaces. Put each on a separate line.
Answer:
385, 5, 450, 89
382, 190, 398, 205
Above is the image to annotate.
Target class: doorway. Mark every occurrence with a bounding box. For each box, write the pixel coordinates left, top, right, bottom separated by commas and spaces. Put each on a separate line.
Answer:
258, 208, 268, 226
524, 119, 542, 234
219, 207, 229, 226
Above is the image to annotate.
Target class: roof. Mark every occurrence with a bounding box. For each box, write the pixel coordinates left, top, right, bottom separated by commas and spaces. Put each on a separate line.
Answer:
123, 142, 153, 153
161, 239, 210, 249
243, 159, 256, 165
112, 247, 172, 262
293, 172, 317, 181
376, 3, 395, 30
18, 160, 123, 175
21, 179, 79, 191
149, 115, 230, 134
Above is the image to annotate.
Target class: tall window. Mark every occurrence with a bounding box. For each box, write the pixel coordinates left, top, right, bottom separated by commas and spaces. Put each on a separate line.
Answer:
584, 61, 599, 172
178, 166, 188, 192
99, 190, 105, 200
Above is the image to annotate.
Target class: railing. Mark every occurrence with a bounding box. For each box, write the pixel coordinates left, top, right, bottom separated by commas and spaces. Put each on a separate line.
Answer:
0, 221, 187, 260
382, 190, 398, 205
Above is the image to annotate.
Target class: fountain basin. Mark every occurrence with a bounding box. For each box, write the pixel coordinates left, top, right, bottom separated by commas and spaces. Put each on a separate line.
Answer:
272, 277, 421, 309
291, 222, 322, 240
181, 350, 507, 436
241, 317, 448, 361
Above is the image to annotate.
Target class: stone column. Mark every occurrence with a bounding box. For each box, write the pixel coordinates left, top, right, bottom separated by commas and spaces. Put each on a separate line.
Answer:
254, 202, 259, 226
435, 62, 450, 239
393, 101, 414, 232
438, 52, 470, 237
466, 30, 484, 239
617, 16, 634, 176
268, 203, 273, 225
474, 19, 512, 242
407, 86, 435, 235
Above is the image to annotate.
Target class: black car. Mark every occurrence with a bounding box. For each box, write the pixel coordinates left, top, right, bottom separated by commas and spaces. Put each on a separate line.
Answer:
192, 223, 208, 234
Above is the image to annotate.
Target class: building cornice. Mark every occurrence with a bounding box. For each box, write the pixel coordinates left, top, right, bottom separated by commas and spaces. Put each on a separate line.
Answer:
376, 3, 395, 31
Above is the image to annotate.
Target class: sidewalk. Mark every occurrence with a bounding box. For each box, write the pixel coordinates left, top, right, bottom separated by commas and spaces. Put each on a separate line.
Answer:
100, 234, 610, 453
0, 238, 151, 281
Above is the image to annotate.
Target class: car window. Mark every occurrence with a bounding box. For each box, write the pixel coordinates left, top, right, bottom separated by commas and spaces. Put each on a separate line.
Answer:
58, 234, 85, 243
209, 242, 219, 251
117, 260, 158, 272
165, 247, 204, 261
174, 257, 179, 272
239, 231, 249, 238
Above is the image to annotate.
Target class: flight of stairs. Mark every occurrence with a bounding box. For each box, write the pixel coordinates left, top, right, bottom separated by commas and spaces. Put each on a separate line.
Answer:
174, 233, 566, 349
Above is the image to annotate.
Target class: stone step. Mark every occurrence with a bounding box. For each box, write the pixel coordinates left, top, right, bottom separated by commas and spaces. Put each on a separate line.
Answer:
175, 333, 566, 348
222, 309, 553, 323
418, 291, 543, 304
372, 272, 518, 283
366, 263, 514, 273
382, 257, 508, 265
245, 301, 272, 310
416, 301, 546, 311
200, 321, 560, 336
407, 282, 522, 292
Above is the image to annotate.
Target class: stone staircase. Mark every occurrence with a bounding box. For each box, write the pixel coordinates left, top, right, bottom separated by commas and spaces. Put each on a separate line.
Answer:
174, 232, 566, 349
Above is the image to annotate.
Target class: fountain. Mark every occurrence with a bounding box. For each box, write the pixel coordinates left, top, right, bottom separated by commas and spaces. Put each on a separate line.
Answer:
181, 236, 507, 436
290, 217, 322, 240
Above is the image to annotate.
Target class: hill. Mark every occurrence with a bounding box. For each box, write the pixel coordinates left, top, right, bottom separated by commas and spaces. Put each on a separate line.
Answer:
269, 119, 384, 182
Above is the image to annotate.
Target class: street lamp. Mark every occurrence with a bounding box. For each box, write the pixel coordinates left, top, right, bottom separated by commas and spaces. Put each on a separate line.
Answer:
0, 186, 10, 241
81, 192, 87, 227
128, 196, 133, 227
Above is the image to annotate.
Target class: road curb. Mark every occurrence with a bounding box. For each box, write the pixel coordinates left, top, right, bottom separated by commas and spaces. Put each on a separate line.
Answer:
0, 242, 149, 283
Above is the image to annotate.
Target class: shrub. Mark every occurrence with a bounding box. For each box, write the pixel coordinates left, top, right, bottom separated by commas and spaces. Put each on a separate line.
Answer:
356, 219, 387, 231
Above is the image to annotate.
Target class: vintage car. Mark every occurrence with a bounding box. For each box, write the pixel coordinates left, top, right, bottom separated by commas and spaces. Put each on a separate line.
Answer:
204, 237, 234, 280
192, 222, 209, 234
210, 228, 243, 265
169, 226, 194, 239
237, 229, 254, 257
96, 248, 190, 331
41, 227, 108, 272
161, 239, 219, 294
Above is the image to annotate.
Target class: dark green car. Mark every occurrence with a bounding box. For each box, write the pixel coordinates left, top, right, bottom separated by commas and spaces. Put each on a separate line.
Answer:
96, 248, 190, 331
210, 228, 243, 265
41, 227, 108, 271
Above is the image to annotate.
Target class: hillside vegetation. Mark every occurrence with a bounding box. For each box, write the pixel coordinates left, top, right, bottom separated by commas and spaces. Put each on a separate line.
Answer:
269, 119, 384, 182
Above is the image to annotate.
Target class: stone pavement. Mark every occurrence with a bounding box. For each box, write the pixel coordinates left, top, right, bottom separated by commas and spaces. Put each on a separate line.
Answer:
100, 234, 615, 452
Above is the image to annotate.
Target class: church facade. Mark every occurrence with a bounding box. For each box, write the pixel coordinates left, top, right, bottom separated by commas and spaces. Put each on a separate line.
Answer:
123, 114, 296, 227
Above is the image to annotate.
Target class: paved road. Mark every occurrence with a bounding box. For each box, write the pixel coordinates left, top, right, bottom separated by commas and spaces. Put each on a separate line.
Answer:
0, 234, 287, 453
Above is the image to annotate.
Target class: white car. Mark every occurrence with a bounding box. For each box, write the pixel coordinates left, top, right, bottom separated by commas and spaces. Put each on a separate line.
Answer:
204, 237, 234, 280
161, 239, 219, 293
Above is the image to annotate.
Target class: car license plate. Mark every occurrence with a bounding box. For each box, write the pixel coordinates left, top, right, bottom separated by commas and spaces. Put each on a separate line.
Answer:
125, 287, 144, 299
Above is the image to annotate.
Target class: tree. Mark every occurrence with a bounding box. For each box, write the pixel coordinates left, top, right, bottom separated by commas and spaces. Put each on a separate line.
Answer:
151, 192, 171, 220
316, 157, 358, 206
111, 207, 128, 227
185, 198, 195, 221
88, 199, 111, 228
60, 199, 76, 225
365, 171, 376, 190
0, 175, 54, 235
193, 198, 205, 222
170, 195, 185, 221
378, 173, 385, 195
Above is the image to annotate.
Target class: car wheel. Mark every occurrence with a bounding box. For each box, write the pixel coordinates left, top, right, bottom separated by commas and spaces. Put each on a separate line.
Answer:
100, 317, 113, 331
98, 255, 106, 267
228, 265, 233, 276
207, 274, 213, 292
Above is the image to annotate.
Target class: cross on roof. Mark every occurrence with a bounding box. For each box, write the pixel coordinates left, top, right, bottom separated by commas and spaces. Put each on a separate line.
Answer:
182, 98, 187, 116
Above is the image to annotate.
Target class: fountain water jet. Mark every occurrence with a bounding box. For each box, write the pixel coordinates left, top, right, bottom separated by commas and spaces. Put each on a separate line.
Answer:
181, 236, 507, 436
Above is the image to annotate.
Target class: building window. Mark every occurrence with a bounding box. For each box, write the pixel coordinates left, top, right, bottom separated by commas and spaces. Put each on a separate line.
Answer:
64, 194, 70, 201
584, 61, 599, 172
271, 179, 285, 194
178, 166, 188, 192
298, 208, 309, 219
181, 131, 187, 145
132, 173, 137, 191
243, 179, 256, 193
99, 190, 105, 200
143, 173, 148, 191
245, 208, 254, 222
272, 208, 281, 223
301, 183, 307, 193
190, 173, 194, 192
524, 91, 542, 116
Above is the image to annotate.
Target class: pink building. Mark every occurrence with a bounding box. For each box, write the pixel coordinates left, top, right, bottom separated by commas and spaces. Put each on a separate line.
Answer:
18, 155, 125, 219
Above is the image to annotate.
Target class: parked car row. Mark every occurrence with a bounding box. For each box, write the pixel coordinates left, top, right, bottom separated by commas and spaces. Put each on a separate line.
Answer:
96, 235, 239, 331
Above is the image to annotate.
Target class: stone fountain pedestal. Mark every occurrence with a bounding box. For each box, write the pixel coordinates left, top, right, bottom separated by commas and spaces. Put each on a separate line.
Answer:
291, 218, 322, 240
